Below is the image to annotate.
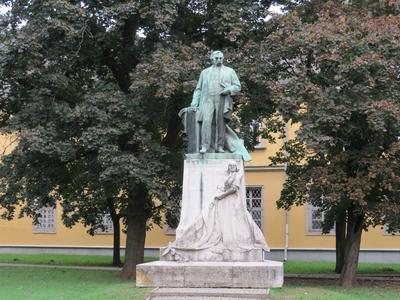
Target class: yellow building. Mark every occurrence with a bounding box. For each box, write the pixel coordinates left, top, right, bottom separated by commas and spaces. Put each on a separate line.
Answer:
0, 129, 399, 263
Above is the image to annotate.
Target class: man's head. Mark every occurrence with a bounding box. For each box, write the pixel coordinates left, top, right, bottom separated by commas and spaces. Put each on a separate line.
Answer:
210, 50, 224, 66
227, 161, 239, 173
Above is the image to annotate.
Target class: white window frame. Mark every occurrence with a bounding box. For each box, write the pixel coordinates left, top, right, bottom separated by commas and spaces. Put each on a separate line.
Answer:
246, 186, 264, 232
250, 121, 265, 150
306, 204, 335, 235
32, 206, 56, 234
382, 225, 400, 236
94, 214, 114, 235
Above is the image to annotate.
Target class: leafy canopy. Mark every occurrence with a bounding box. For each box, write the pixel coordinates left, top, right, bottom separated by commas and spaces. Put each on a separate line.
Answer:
266, 1, 400, 233
0, 0, 281, 231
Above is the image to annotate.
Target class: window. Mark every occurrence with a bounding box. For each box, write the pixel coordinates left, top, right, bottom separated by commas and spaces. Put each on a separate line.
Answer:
246, 187, 263, 231
307, 204, 334, 234
33, 206, 56, 233
383, 225, 400, 236
95, 214, 114, 234
249, 121, 265, 149
308, 205, 323, 232
382, 212, 400, 235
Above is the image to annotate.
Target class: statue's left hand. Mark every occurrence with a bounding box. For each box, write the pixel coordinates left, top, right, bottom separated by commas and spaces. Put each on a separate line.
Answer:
220, 89, 230, 96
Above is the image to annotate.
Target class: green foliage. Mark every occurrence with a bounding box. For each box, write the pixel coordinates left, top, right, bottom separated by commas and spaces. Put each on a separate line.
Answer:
266, 1, 400, 233
0, 0, 177, 232
0, 0, 283, 253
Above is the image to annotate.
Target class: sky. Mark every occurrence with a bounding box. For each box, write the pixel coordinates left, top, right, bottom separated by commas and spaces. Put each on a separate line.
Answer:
269, 4, 284, 14
0, 5, 7, 15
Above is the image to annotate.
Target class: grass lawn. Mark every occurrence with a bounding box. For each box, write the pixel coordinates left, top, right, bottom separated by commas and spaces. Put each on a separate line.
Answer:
0, 253, 156, 267
270, 280, 400, 300
0, 267, 150, 300
0, 267, 399, 300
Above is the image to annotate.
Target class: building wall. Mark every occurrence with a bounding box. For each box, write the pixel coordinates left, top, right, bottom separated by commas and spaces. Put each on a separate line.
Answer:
285, 204, 400, 250
0, 204, 122, 247
0, 128, 399, 260
245, 167, 286, 249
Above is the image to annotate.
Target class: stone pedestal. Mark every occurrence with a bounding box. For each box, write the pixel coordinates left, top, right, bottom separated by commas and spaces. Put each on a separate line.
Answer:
137, 155, 284, 299
176, 155, 242, 239
136, 261, 283, 289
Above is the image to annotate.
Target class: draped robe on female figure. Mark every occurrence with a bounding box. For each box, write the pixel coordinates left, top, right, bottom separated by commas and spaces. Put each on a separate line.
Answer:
164, 163, 269, 260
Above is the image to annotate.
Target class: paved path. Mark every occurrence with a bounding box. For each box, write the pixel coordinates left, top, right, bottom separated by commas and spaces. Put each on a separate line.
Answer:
286, 273, 400, 282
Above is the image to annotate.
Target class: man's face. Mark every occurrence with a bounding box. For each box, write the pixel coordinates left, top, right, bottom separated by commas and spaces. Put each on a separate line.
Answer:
211, 53, 224, 66
228, 163, 237, 173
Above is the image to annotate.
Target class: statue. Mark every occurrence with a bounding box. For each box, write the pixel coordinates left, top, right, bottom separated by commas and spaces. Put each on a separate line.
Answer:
179, 51, 251, 160
138, 56, 283, 292
162, 161, 269, 262
190, 50, 241, 154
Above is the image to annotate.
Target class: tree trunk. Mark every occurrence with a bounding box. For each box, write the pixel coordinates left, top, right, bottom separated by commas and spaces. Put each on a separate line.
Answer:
111, 216, 122, 266
107, 198, 122, 267
338, 211, 363, 288
335, 212, 346, 273
120, 186, 148, 279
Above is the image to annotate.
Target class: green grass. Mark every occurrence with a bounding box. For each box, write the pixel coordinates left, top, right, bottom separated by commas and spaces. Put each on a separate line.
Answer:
0, 267, 399, 300
0, 267, 150, 300
284, 261, 400, 274
270, 280, 400, 300
0, 253, 157, 267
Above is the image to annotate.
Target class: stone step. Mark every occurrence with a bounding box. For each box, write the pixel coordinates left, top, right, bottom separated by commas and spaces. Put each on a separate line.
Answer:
147, 297, 262, 300
146, 287, 269, 300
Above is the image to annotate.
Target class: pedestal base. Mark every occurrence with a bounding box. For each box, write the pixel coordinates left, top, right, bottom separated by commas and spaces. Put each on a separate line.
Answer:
136, 260, 283, 289
146, 287, 270, 300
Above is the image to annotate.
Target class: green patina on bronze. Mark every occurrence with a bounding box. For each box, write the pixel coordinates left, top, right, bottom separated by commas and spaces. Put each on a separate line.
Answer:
179, 51, 251, 161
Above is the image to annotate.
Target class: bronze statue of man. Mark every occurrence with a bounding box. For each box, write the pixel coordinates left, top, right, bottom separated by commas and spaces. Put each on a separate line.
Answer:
191, 50, 241, 154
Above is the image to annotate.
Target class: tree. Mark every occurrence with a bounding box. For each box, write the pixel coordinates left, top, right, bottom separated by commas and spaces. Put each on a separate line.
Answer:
0, 0, 179, 278
0, 0, 279, 279
265, 1, 400, 287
